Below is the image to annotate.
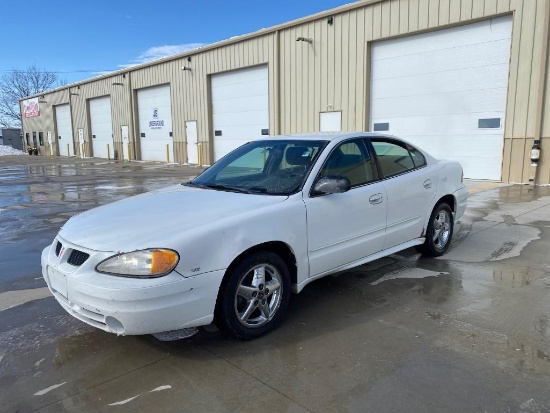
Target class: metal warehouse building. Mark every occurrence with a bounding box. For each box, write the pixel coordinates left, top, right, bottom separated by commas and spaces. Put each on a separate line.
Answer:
20, 0, 550, 183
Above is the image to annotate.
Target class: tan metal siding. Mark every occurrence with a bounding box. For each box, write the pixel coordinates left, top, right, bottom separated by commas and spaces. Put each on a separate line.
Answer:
21, 89, 68, 156
543, 49, 550, 138
511, 0, 537, 139
20, 0, 550, 184
438, 0, 450, 26
69, 74, 132, 158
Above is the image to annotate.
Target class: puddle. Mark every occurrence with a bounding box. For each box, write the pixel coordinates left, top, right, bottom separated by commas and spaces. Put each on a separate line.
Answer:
370, 268, 448, 286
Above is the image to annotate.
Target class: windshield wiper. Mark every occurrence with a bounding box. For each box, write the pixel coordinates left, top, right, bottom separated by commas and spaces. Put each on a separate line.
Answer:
200, 183, 253, 194
184, 181, 267, 194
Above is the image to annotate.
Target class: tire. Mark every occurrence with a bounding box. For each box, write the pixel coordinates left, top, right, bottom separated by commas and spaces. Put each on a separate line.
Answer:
220, 251, 291, 340
416, 203, 454, 257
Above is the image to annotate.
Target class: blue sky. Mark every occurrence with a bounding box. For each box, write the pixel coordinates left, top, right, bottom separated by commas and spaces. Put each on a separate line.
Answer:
4, 0, 353, 84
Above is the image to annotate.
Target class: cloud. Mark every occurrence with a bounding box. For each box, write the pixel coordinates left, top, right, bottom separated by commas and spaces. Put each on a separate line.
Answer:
118, 43, 205, 69
87, 43, 206, 77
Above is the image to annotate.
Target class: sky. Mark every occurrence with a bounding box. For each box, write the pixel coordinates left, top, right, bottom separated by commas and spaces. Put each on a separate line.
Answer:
3, 0, 355, 85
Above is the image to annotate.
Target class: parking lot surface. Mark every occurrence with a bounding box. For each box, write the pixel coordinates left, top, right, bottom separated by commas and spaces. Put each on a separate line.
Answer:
1, 155, 550, 412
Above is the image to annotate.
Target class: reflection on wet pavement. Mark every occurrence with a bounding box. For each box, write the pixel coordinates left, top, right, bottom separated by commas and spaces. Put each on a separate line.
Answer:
1, 157, 550, 412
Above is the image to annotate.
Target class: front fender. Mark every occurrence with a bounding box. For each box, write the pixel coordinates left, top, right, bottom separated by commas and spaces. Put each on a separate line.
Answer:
174, 194, 308, 284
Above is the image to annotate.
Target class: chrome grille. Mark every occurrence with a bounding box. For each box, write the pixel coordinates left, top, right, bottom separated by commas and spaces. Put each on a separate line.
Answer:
55, 241, 62, 256
67, 250, 90, 266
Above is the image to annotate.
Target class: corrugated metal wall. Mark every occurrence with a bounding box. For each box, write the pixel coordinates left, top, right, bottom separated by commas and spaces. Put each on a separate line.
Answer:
130, 34, 277, 163
21, 0, 550, 183
21, 89, 68, 156
69, 74, 132, 159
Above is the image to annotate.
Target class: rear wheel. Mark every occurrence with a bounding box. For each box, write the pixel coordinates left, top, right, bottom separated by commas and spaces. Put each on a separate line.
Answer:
416, 203, 453, 257
220, 251, 290, 340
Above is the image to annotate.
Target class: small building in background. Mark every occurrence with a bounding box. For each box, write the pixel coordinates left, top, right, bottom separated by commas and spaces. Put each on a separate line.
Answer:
1, 128, 23, 151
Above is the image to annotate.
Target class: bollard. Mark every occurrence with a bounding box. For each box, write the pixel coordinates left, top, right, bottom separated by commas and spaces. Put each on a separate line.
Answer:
198, 143, 203, 167
67, 144, 70, 157
49, 144, 53, 156
107, 144, 111, 160
166, 144, 170, 164
127, 143, 130, 161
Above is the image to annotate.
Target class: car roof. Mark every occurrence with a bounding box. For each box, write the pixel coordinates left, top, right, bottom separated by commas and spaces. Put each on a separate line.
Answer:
262, 132, 436, 163
265, 132, 395, 141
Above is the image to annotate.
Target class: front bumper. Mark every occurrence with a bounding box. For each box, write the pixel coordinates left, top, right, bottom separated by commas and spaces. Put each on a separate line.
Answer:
41, 237, 225, 335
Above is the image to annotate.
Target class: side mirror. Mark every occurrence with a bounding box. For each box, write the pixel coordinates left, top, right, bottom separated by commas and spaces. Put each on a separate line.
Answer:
312, 175, 351, 195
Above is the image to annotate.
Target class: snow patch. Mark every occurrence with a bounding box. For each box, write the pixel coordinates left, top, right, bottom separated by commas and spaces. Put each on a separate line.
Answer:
108, 395, 139, 406
34, 382, 67, 396
0, 146, 26, 156
150, 385, 172, 392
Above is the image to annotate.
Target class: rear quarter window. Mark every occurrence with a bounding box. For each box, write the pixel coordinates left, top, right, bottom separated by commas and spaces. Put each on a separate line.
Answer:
409, 146, 426, 168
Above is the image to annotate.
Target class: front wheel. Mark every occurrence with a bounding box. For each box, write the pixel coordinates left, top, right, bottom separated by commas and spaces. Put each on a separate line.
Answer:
416, 203, 453, 257
220, 251, 291, 340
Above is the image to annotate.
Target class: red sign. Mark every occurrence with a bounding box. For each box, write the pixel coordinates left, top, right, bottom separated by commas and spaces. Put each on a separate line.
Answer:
23, 97, 40, 118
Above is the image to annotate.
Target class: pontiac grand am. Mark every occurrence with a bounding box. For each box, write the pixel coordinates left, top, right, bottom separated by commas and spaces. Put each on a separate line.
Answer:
42, 132, 467, 339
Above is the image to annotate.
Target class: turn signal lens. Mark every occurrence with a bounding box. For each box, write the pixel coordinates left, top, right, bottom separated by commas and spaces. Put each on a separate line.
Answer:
96, 249, 179, 278
151, 250, 179, 274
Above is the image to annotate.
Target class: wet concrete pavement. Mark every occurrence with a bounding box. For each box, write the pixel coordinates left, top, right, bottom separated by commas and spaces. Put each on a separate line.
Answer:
1, 155, 550, 412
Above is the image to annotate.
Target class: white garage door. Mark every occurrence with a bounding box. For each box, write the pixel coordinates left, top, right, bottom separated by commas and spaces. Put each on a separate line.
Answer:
211, 65, 269, 161
55, 104, 74, 156
89, 96, 113, 159
137, 84, 173, 162
370, 16, 513, 180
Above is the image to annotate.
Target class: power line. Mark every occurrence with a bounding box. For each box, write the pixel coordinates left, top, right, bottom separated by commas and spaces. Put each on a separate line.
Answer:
0, 69, 116, 74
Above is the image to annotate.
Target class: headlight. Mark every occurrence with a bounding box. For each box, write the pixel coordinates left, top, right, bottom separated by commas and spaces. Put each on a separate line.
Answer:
96, 249, 179, 278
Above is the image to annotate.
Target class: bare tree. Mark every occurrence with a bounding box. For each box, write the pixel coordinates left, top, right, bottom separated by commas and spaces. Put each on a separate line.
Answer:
0, 65, 66, 128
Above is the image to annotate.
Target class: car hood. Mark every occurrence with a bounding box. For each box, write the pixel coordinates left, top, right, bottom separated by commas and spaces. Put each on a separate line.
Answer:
59, 185, 288, 252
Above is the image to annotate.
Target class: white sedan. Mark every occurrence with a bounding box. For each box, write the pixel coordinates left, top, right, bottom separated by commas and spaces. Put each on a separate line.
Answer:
41, 133, 468, 340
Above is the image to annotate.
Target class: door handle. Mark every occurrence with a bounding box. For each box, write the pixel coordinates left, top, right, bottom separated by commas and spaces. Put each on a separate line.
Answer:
423, 179, 432, 189
369, 193, 383, 205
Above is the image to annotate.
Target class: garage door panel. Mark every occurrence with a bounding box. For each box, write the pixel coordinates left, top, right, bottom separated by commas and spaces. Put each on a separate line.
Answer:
215, 124, 265, 137
370, 16, 512, 180
137, 98, 171, 110
374, 17, 513, 60
212, 67, 268, 85
373, 89, 508, 118
372, 64, 510, 98
378, 113, 505, 135
213, 96, 269, 114
373, 40, 512, 80
212, 65, 269, 162
398, 135, 503, 179
213, 112, 268, 128
402, 135, 502, 157
212, 79, 270, 101
440, 155, 502, 180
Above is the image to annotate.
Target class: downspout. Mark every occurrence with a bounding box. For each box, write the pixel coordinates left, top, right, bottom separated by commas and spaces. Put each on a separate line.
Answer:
532, 0, 550, 184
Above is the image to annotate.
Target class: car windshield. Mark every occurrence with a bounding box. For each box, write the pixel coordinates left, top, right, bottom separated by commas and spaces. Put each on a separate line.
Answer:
188, 140, 328, 195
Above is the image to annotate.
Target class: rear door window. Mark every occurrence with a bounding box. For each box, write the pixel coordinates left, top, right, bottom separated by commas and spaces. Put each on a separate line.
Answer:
371, 140, 416, 177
